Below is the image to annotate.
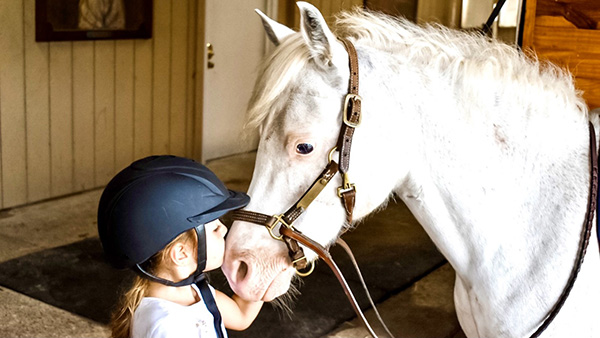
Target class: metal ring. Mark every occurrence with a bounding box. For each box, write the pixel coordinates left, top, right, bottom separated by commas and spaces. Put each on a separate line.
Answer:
267, 214, 292, 241
328, 146, 337, 163
267, 225, 284, 241
295, 260, 315, 277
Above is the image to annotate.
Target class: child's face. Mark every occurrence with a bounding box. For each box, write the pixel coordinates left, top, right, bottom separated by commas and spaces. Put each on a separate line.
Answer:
203, 219, 228, 271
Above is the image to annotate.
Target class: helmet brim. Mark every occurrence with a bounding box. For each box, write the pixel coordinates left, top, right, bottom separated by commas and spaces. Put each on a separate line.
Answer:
187, 189, 250, 224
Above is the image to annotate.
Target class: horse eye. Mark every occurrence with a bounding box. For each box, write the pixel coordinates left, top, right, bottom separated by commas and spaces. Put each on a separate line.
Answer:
296, 143, 314, 155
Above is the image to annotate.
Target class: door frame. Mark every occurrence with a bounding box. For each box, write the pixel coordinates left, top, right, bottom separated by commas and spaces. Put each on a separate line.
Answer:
192, 0, 278, 161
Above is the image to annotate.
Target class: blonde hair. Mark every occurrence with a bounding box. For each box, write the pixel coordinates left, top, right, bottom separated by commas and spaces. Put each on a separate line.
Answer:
110, 229, 198, 338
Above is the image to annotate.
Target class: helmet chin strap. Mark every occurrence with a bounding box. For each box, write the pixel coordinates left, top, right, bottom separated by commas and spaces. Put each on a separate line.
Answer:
134, 225, 207, 287
133, 225, 224, 338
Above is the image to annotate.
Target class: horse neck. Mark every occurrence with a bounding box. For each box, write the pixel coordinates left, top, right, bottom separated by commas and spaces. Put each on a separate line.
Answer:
369, 43, 600, 326
397, 90, 600, 336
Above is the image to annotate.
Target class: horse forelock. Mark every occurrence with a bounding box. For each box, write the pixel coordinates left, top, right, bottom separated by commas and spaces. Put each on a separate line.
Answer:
245, 35, 310, 136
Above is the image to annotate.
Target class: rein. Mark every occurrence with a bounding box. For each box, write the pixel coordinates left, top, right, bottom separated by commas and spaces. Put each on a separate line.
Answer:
529, 122, 598, 337
231, 36, 600, 338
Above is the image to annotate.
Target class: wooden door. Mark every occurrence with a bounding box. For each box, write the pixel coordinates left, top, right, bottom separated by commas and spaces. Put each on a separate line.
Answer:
202, 0, 271, 161
522, 0, 600, 109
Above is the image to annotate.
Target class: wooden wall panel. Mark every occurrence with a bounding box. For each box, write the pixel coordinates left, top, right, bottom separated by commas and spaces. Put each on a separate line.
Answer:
152, 0, 172, 155
0, 0, 27, 208
133, 39, 153, 160
49, 42, 74, 197
0, 0, 199, 210
73, 41, 95, 191
94, 41, 116, 186
24, 0, 51, 202
115, 40, 135, 172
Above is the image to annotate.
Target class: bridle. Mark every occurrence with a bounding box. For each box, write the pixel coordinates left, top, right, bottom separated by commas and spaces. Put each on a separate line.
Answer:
231, 37, 600, 338
232, 38, 363, 277
231, 38, 393, 337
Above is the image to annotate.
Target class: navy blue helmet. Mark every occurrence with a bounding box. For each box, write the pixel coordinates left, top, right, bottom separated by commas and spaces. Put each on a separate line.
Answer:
97, 155, 250, 272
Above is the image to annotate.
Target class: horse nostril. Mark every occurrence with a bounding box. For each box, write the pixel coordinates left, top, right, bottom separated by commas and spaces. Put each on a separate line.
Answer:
237, 260, 248, 281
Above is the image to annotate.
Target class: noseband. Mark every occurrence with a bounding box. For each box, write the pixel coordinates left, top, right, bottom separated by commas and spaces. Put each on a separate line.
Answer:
231, 38, 362, 276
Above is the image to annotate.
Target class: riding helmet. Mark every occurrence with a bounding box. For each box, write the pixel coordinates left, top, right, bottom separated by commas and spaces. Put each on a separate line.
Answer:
97, 155, 250, 272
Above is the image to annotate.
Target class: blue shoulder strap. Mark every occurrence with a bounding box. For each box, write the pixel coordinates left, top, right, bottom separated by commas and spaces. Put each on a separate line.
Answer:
196, 278, 225, 338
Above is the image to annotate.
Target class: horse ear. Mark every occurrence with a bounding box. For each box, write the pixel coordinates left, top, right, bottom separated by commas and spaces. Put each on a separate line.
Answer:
255, 9, 295, 46
297, 1, 344, 69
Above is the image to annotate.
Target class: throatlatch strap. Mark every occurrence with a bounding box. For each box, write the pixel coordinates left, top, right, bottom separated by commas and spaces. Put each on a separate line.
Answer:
196, 279, 225, 338
530, 122, 598, 337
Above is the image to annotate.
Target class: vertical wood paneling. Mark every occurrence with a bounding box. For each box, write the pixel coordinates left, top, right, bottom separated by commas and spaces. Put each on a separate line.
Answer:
49, 42, 74, 197
133, 39, 153, 159
170, 0, 189, 157
0, 0, 200, 210
115, 40, 135, 171
186, 0, 199, 158
24, 0, 51, 202
94, 41, 116, 186
0, 0, 27, 208
73, 41, 95, 191
152, 0, 172, 154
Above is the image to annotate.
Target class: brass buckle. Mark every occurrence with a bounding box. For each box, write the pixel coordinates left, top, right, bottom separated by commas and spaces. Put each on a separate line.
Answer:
343, 94, 362, 128
267, 214, 293, 241
337, 172, 356, 197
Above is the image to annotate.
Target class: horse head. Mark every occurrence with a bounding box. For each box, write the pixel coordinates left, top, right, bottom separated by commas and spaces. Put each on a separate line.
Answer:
222, 2, 413, 301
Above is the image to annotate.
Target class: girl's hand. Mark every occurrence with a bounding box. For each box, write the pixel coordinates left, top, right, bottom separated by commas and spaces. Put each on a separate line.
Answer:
214, 290, 264, 331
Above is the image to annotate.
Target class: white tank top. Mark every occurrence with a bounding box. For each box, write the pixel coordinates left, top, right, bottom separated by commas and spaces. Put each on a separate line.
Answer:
131, 284, 227, 338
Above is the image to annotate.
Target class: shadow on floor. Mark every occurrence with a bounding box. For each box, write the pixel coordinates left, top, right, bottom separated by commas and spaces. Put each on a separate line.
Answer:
0, 201, 446, 338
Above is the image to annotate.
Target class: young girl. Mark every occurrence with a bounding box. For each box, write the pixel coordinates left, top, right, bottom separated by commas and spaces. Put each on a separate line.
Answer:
97, 155, 263, 338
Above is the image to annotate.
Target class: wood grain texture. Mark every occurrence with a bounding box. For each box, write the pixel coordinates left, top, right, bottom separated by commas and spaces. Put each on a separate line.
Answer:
115, 40, 135, 172
524, 0, 600, 109
73, 41, 95, 191
0, 0, 27, 207
0, 0, 199, 209
24, 0, 51, 202
49, 42, 74, 197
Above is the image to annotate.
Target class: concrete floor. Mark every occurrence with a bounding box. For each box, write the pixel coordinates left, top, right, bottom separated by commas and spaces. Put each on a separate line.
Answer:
0, 152, 463, 338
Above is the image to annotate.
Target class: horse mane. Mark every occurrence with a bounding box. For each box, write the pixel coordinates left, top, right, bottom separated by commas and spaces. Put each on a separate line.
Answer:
246, 8, 587, 134
245, 35, 310, 134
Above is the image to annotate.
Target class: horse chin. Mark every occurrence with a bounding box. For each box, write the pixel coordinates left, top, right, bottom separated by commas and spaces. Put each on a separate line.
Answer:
262, 267, 296, 301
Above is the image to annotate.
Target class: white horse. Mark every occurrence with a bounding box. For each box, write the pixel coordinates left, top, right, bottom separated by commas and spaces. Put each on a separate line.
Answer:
222, 2, 600, 337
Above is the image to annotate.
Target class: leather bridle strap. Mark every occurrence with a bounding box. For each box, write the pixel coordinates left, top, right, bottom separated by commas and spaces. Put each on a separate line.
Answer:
232, 160, 339, 271
230, 38, 389, 336
231, 38, 361, 271
529, 122, 599, 337
336, 38, 361, 223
